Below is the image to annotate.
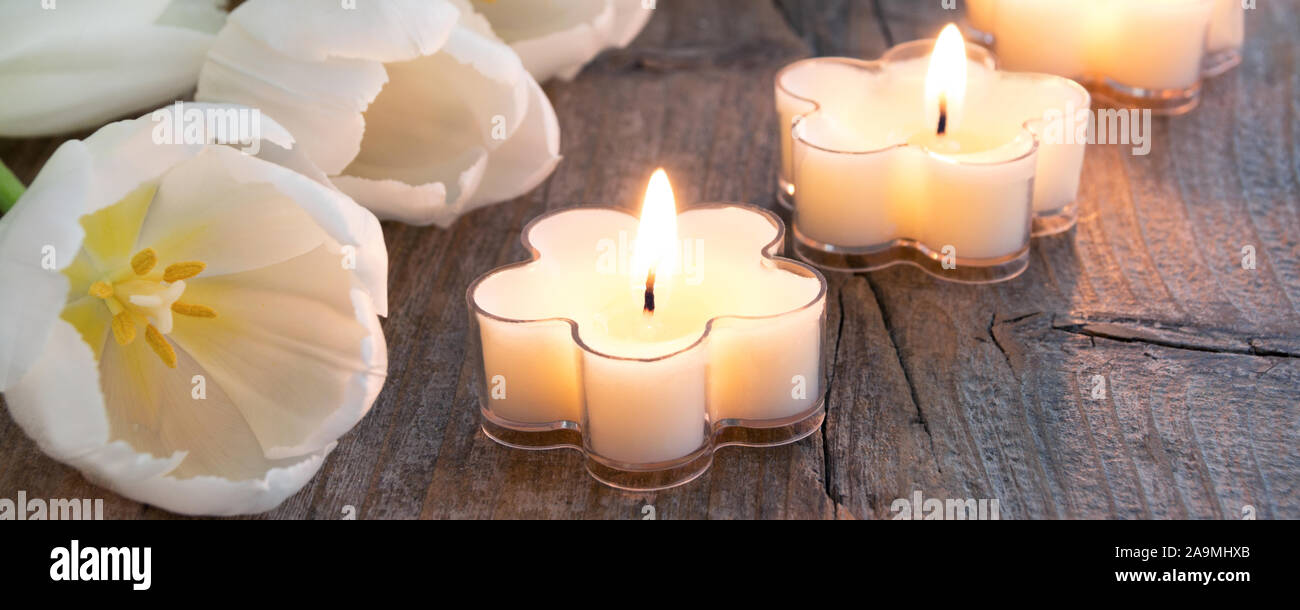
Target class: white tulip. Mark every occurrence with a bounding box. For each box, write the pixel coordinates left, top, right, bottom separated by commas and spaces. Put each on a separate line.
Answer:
470, 0, 654, 82
0, 104, 388, 516
195, 0, 562, 227
0, 0, 228, 137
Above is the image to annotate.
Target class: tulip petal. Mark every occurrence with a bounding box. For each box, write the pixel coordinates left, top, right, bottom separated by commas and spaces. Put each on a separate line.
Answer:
129, 103, 386, 312
608, 0, 655, 48
198, 0, 555, 227
197, 143, 390, 316
332, 154, 488, 227
0, 0, 175, 55
0, 142, 92, 390
0, 0, 222, 137
95, 108, 389, 316
197, 22, 389, 176
61, 295, 112, 362
73, 438, 329, 517
76, 181, 157, 275
136, 148, 329, 278
169, 245, 386, 459
3, 320, 111, 459
469, 0, 652, 81
92, 443, 331, 516
333, 25, 531, 225
471, 0, 614, 82
98, 326, 319, 479
155, 0, 228, 34
226, 0, 459, 63
468, 76, 562, 209
11, 319, 336, 516
197, 0, 467, 177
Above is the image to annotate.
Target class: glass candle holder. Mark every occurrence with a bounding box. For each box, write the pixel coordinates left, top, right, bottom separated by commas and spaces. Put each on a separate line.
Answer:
466, 204, 828, 491
778, 39, 1089, 282
963, 0, 1241, 116
1203, 0, 1245, 77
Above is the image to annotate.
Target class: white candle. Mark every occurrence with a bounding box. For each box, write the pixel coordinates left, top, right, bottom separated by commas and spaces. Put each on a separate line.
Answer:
775, 58, 860, 208
968, 0, 1231, 113
469, 171, 827, 486
989, 0, 1097, 80
1092, 0, 1216, 94
783, 25, 1088, 280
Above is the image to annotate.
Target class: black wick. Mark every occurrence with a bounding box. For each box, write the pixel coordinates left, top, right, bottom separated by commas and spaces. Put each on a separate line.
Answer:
937, 95, 948, 136
643, 267, 656, 313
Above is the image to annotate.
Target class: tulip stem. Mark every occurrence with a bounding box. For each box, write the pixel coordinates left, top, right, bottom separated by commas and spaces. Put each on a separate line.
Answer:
0, 160, 24, 214
0, 159, 23, 214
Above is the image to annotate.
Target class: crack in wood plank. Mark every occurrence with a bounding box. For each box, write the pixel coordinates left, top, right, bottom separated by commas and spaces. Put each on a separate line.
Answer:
1050, 315, 1300, 358
820, 284, 849, 511
861, 274, 937, 460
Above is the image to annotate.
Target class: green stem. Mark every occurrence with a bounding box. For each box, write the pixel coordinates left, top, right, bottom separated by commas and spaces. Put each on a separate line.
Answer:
0, 159, 24, 214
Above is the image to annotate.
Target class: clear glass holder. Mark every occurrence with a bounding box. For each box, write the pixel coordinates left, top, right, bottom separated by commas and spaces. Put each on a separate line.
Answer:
792, 228, 1030, 285
1091, 78, 1203, 117
467, 203, 829, 491
775, 177, 795, 211
1201, 49, 1242, 79
1032, 202, 1078, 238
777, 38, 1088, 282
481, 399, 826, 491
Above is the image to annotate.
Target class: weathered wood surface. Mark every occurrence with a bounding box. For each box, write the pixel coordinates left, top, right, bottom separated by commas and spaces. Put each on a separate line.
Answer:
1, 0, 1297, 519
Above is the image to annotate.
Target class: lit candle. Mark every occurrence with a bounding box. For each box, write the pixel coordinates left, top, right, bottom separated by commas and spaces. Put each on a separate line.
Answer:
780, 25, 1089, 283
467, 171, 828, 490
964, 0, 1236, 114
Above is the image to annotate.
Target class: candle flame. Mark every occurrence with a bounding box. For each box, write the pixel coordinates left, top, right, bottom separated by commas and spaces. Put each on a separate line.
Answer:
925, 24, 968, 136
632, 168, 678, 302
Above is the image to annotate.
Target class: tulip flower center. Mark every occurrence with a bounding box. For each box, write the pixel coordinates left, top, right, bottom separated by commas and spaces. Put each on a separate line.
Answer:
84, 247, 216, 369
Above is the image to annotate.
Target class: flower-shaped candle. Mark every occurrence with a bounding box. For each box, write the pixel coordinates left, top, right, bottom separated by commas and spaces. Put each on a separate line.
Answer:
777, 25, 1089, 283
963, 0, 1242, 115
467, 171, 827, 490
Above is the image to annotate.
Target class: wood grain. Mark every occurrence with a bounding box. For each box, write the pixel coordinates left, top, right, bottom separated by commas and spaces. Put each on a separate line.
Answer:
0, 0, 1295, 520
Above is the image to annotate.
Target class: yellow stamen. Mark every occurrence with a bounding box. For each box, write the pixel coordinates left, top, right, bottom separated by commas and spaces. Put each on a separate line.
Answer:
145, 324, 178, 368
163, 261, 206, 283
172, 302, 217, 318
111, 312, 136, 346
88, 281, 114, 299
130, 248, 158, 276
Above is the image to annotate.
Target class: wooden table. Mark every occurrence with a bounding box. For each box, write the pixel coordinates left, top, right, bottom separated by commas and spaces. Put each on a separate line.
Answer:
1, 0, 1296, 519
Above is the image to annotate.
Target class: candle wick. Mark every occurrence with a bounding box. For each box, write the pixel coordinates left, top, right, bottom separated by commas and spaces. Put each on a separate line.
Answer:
937, 95, 948, 136
643, 266, 656, 314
